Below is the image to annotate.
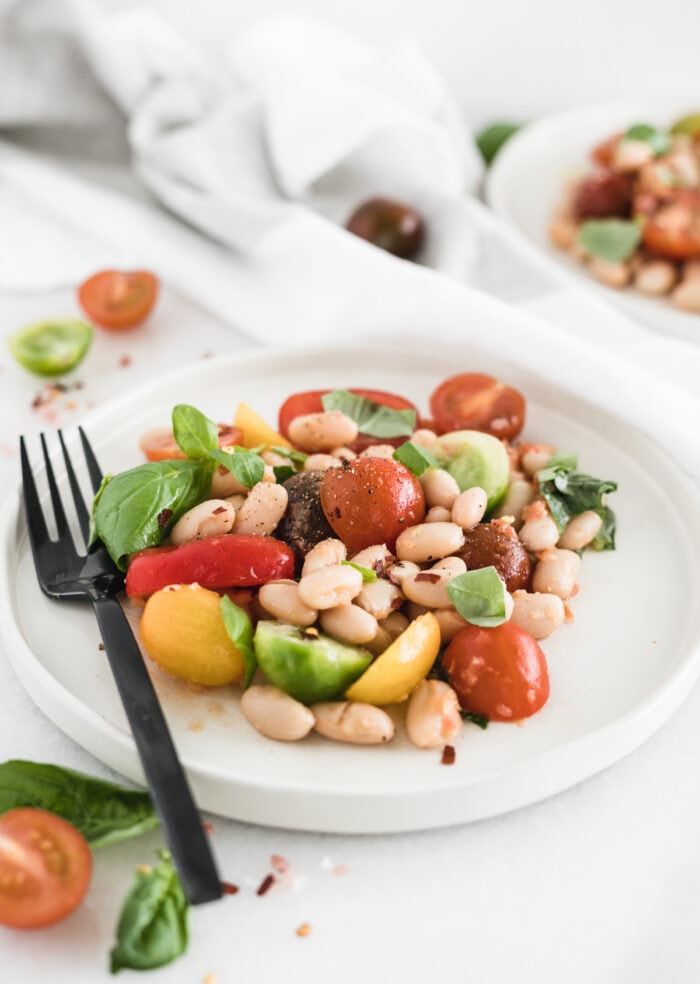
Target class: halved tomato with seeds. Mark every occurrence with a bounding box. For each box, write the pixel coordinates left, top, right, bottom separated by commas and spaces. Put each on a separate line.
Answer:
429, 372, 526, 441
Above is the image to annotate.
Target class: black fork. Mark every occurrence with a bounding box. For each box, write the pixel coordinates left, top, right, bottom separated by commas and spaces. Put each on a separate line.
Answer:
20, 427, 222, 905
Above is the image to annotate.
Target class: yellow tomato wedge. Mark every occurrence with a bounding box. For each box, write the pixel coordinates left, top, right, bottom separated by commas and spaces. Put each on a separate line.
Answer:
344, 612, 441, 705
234, 402, 292, 450
140, 584, 244, 686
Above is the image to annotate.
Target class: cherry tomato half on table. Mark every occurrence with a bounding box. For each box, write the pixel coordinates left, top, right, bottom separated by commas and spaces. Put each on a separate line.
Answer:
139, 424, 244, 462
278, 388, 420, 453
0, 808, 92, 929
442, 621, 550, 722
319, 457, 426, 554
78, 269, 159, 330
429, 372, 526, 441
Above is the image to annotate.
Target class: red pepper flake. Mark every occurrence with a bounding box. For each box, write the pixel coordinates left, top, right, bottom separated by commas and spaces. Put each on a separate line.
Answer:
296, 922, 312, 937
119, 355, 132, 368
271, 854, 290, 874
202, 821, 214, 835
441, 744, 456, 765
212, 506, 227, 515
256, 873, 275, 896
333, 864, 349, 877
415, 571, 441, 583
220, 880, 239, 895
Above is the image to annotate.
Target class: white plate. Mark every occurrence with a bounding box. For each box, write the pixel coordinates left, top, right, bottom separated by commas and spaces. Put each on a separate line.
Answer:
2, 345, 700, 834
485, 99, 700, 343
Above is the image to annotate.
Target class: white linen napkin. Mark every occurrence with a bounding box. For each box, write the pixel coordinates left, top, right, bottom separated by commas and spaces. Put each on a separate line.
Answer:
1, 0, 699, 484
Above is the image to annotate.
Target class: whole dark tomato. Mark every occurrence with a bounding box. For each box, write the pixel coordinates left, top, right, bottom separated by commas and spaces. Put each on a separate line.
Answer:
345, 197, 425, 260
456, 520, 532, 592
278, 388, 419, 453
319, 457, 426, 553
573, 170, 633, 220
429, 372, 526, 441
641, 190, 700, 260
442, 621, 550, 722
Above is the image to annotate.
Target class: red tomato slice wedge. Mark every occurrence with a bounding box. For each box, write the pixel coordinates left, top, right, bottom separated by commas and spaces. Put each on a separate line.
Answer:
139, 425, 243, 462
78, 269, 159, 331
0, 808, 92, 929
429, 372, 526, 441
641, 190, 700, 260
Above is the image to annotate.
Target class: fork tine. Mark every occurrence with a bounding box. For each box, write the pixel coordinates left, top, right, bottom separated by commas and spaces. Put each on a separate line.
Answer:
40, 433, 69, 539
78, 426, 104, 493
19, 436, 50, 547
58, 431, 91, 543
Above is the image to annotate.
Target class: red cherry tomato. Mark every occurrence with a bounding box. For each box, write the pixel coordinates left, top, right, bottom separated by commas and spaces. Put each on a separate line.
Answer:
641, 191, 700, 260
0, 808, 92, 929
278, 388, 419, 453
429, 372, 526, 441
442, 622, 550, 722
78, 270, 159, 330
590, 132, 622, 168
319, 457, 426, 553
125, 533, 295, 597
138, 424, 244, 462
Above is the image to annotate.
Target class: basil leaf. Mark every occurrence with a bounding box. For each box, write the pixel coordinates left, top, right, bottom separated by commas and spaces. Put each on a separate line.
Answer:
537, 461, 618, 549
172, 404, 218, 460
92, 460, 211, 569
110, 850, 189, 974
576, 219, 641, 263
220, 596, 256, 689
446, 567, 507, 627
624, 123, 671, 156
321, 390, 416, 438
208, 447, 265, 489
0, 760, 157, 847
273, 464, 296, 484
476, 122, 521, 165
270, 446, 308, 467
342, 560, 378, 583
393, 442, 442, 476
460, 710, 489, 729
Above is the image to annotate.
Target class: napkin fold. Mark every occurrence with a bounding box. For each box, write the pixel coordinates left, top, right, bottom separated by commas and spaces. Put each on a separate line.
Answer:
1, 0, 699, 485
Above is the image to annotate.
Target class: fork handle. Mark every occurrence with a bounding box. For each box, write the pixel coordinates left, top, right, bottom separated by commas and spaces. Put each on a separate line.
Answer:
92, 596, 222, 905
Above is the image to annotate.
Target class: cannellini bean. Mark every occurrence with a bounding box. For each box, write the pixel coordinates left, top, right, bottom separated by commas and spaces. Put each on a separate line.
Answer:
419, 468, 460, 509
354, 578, 403, 620
493, 479, 535, 528
261, 449, 293, 468
170, 499, 236, 545
532, 548, 581, 599
520, 445, 555, 477
451, 486, 488, 530
548, 211, 577, 250
223, 493, 246, 511
405, 679, 463, 749
258, 579, 318, 626
234, 482, 288, 536
634, 259, 677, 296
320, 604, 379, 645
350, 544, 395, 572
401, 562, 463, 609
210, 464, 251, 497
330, 446, 356, 460
510, 590, 565, 640
378, 610, 410, 640
301, 538, 347, 577
613, 138, 654, 171
588, 257, 632, 289
671, 276, 700, 312
241, 685, 315, 742
558, 510, 603, 550
432, 607, 469, 643
304, 453, 342, 470
385, 559, 421, 585
312, 701, 395, 744
365, 624, 393, 656
431, 556, 467, 575
395, 521, 465, 564
519, 513, 560, 552
425, 506, 453, 523
288, 411, 359, 453
297, 564, 363, 610
359, 444, 396, 459
683, 259, 700, 282
410, 428, 440, 449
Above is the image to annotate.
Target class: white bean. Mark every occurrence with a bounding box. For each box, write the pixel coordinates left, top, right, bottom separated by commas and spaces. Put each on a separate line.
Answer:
395, 521, 465, 564
532, 548, 581, 599
410, 428, 440, 448
401, 563, 463, 609
419, 468, 460, 509
634, 259, 677, 296
386, 559, 421, 585
288, 411, 359, 453
451, 487, 488, 530
234, 482, 288, 536
359, 444, 397, 459
558, 510, 603, 551
350, 544, 395, 572
330, 446, 356, 461
405, 679, 463, 749
301, 538, 347, 577
432, 607, 469, 643
258, 580, 318, 627
304, 453, 341, 470
210, 464, 250, 498
431, 556, 467, 575
378, 610, 410, 639
520, 445, 555, 478
510, 590, 565, 640
519, 514, 560, 553
170, 499, 236, 545
241, 685, 315, 742
588, 257, 632, 289
312, 701, 395, 744
354, 578, 404, 620
671, 276, 700, 312
425, 506, 453, 523
298, 564, 363, 610
320, 605, 379, 645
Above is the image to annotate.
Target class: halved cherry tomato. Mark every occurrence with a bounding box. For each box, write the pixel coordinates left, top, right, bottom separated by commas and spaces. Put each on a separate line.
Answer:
125, 533, 295, 597
139, 424, 243, 462
319, 457, 426, 553
278, 388, 419, 453
641, 191, 700, 260
0, 807, 92, 929
78, 269, 159, 331
429, 372, 526, 441
590, 131, 622, 168
442, 621, 549, 722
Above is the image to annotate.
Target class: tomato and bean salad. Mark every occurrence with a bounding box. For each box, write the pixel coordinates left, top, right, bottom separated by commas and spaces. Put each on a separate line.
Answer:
548, 113, 700, 312
88, 371, 617, 750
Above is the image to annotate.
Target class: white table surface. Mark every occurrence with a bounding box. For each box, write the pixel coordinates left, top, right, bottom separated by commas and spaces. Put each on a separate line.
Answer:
3, 2, 700, 981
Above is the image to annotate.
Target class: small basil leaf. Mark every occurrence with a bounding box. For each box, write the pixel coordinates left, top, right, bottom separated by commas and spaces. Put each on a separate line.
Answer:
341, 560, 378, 583
0, 760, 157, 847
321, 390, 416, 438
393, 442, 442, 476
172, 404, 218, 460
270, 446, 308, 467
273, 464, 296, 484
460, 710, 489, 729
624, 123, 671, 156
476, 122, 521, 165
537, 463, 617, 549
220, 596, 256, 689
91, 460, 212, 569
110, 850, 189, 974
536, 450, 579, 483
446, 567, 507, 627
208, 447, 265, 489
576, 219, 641, 263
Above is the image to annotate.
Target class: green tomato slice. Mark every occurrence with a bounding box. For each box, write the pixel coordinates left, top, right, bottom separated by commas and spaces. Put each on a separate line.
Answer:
8, 319, 94, 376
